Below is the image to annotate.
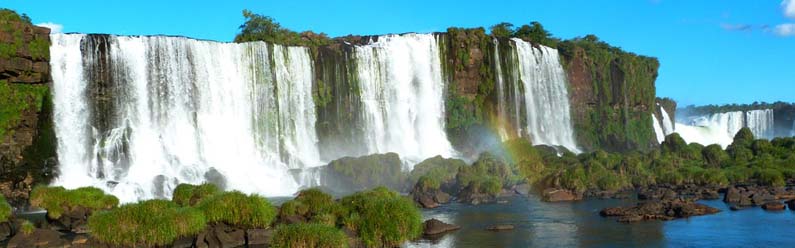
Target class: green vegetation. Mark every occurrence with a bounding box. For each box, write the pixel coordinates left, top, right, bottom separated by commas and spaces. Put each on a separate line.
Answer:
1, 9, 49, 60
0, 81, 49, 141
339, 187, 422, 247
0, 194, 11, 222
88, 199, 207, 247
558, 35, 659, 152
680, 101, 794, 116
488, 21, 559, 47
515, 128, 795, 193
172, 183, 220, 207
279, 188, 344, 226
234, 9, 333, 48
408, 156, 466, 191
20, 220, 34, 235
457, 152, 523, 196
271, 223, 348, 248
29, 186, 119, 219
196, 191, 277, 228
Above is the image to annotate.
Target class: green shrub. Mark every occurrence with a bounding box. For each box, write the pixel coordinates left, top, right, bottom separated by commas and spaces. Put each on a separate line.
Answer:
279, 188, 345, 226
271, 223, 348, 248
756, 168, 786, 187
340, 187, 421, 247
0, 194, 10, 222
197, 191, 276, 228
88, 199, 206, 246
30, 186, 119, 219
20, 220, 34, 235
172, 183, 220, 207
408, 156, 465, 188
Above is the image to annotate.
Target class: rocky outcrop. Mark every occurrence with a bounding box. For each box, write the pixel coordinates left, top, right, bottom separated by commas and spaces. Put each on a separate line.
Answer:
0, 10, 56, 207
600, 199, 720, 223
317, 153, 406, 194
723, 185, 795, 208
542, 188, 582, 202
423, 219, 460, 236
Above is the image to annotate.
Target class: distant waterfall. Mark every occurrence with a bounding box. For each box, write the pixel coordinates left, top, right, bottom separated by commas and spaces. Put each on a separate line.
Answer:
653, 106, 676, 143
746, 109, 774, 139
675, 109, 775, 148
507, 38, 580, 153
50, 34, 320, 202
354, 34, 455, 166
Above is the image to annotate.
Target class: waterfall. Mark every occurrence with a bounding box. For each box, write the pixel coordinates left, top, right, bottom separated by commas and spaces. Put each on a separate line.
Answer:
745, 109, 774, 139
660, 107, 675, 135
493, 39, 509, 141
674, 109, 775, 148
354, 34, 455, 167
50, 34, 321, 202
652, 114, 665, 143
509, 38, 580, 153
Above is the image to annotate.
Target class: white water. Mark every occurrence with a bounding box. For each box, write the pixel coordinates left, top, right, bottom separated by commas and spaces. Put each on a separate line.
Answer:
652, 114, 666, 143
493, 39, 510, 141
510, 38, 580, 153
354, 34, 455, 167
674, 109, 775, 148
660, 107, 675, 135
50, 34, 322, 202
746, 109, 774, 139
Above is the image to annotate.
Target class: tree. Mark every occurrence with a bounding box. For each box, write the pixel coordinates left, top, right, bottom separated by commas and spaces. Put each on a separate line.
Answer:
234, 10, 331, 46
489, 22, 514, 38
513, 22, 558, 46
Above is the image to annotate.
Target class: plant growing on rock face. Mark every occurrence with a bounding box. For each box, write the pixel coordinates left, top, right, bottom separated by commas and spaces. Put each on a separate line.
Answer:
172, 183, 220, 206
87, 199, 206, 247
29, 186, 119, 219
196, 191, 277, 228
0, 195, 10, 223
271, 223, 348, 248
20, 220, 34, 235
339, 187, 422, 247
279, 188, 344, 226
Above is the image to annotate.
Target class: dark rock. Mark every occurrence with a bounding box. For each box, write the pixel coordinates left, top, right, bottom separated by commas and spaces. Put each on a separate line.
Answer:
0, 222, 12, 241
787, 200, 795, 210
600, 199, 720, 222
486, 224, 514, 231
246, 229, 272, 245
320, 153, 406, 194
423, 219, 460, 236
416, 194, 439, 209
6, 228, 68, 248
729, 205, 747, 211
542, 188, 581, 202
171, 235, 194, 248
762, 202, 786, 211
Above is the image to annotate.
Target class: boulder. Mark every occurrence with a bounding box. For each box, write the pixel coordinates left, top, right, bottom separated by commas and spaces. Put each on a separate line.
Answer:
600, 199, 720, 223
513, 183, 531, 196
762, 202, 786, 211
486, 224, 514, 231
787, 200, 795, 210
246, 229, 272, 245
542, 188, 581, 202
6, 228, 68, 248
0, 222, 12, 241
423, 219, 460, 236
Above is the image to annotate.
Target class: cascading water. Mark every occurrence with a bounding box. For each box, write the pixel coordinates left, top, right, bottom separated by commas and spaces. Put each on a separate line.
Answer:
354, 34, 455, 166
652, 114, 666, 143
674, 109, 775, 148
509, 38, 580, 153
660, 107, 675, 135
50, 34, 321, 202
745, 109, 774, 139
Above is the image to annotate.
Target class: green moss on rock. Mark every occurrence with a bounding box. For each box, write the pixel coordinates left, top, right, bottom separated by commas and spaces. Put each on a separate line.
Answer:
271, 223, 348, 248
0, 194, 11, 222
172, 183, 220, 207
29, 186, 119, 219
196, 191, 277, 228
88, 199, 207, 247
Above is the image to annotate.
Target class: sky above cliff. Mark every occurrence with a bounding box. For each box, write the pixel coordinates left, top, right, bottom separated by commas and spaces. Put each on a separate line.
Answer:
5, 0, 794, 106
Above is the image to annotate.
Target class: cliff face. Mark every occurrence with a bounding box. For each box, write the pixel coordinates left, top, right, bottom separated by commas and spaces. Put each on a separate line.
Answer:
0, 10, 56, 205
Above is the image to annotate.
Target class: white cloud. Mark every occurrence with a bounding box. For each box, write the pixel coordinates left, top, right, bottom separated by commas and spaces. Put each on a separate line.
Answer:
35, 22, 63, 34
774, 23, 795, 36
784, 0, 795, 19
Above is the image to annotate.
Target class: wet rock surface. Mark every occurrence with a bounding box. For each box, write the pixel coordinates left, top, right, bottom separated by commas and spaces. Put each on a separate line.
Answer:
600, 199, 721, 223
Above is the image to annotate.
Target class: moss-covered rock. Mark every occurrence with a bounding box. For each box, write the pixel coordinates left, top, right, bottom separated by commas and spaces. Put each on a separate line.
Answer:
29, 186, 118, 219
0, 194, 10, 223
339, 187, 422, 247
322, 153, 407, 193
172, 183, 220, 207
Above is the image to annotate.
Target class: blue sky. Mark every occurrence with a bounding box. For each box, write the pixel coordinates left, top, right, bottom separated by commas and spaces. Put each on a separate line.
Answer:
5, 0, 794, 106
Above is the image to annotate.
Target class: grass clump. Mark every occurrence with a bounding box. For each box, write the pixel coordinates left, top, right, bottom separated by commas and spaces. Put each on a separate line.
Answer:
197, 191, 277, 228
340, 187, 422, 247
279, 188, 344, 226
0, 194, 10, 222
20, 220, 34, 235
29, 186, 118, 219
172, 183, 220, 206
88, 199, 206, 247
271, 223, 348, 248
